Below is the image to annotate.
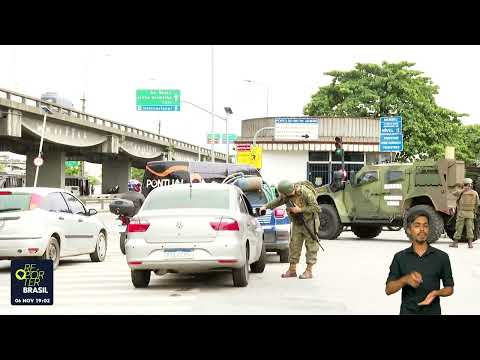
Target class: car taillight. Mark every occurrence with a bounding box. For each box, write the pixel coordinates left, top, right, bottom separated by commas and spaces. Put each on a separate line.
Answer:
210, 218, 240, 231
127, 220, 150, 233
29, 194, 44, 209
0, 191, 12, 195
274, 208, 285, 218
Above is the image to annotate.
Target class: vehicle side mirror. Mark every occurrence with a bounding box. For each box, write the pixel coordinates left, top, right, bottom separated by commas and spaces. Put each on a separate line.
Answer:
88, 209, 97, 216
255, 207, 266, 217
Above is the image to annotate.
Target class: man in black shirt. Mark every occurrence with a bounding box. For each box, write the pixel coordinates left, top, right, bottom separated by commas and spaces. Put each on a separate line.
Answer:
385, 211, 454, 315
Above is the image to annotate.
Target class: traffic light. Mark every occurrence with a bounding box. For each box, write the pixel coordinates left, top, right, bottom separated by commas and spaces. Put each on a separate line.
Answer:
334, 136, 343, 155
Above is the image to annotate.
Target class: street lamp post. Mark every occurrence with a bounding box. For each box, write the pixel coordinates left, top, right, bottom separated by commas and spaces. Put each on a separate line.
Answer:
33, 105, 53, 188
224, 107, 233, 163
253, 127, 275, 146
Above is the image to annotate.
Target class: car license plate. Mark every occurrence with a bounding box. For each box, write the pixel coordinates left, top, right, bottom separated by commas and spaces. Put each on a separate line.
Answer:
164, 249, 193, 259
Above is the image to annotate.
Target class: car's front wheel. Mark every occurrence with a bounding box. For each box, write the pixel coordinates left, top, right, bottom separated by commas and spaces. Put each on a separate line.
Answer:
131, 270, 151, 288
250, 243, 266, 273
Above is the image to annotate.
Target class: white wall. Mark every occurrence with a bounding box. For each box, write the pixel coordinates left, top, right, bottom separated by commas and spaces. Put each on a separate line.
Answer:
259, 151, 308, 187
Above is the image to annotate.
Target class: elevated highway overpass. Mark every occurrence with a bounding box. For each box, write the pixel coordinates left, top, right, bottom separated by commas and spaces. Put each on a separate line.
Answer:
0, 88, 225, 192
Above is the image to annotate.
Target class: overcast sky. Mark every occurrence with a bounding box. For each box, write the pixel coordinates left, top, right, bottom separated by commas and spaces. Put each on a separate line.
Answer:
1, 45, 479, 154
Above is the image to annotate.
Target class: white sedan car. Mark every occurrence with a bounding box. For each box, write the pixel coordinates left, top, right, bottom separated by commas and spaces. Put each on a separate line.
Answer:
126, 183, 266, 288
0, 187, 108, 269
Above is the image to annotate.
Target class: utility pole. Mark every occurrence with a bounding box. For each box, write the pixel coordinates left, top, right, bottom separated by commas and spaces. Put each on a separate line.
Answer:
158, 119, 161, 135
211, 45, 215, 163
80, 92, 86, 179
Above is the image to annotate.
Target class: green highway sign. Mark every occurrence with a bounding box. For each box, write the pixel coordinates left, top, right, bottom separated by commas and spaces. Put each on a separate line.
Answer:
136, 89, 181, 111
207, 133, 237, 144
65, 161, 80, 167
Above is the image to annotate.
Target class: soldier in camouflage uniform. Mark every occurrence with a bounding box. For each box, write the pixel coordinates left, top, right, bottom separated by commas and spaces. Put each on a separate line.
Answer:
450, 178, 479, 249
260, 179, 321, 279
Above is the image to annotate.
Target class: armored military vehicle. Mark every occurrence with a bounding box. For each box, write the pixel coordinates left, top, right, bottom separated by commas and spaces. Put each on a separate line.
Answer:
316, 158, 478, 243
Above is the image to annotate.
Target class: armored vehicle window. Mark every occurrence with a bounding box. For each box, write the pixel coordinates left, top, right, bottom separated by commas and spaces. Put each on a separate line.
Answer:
386, 171, 404, 183
357, 171, 378, 185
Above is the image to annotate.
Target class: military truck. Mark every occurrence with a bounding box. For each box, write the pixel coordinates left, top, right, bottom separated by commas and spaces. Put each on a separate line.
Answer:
316, 158, 479, 243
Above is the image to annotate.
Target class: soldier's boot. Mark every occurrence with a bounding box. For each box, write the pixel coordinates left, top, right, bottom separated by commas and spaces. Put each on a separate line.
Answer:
281, 263, 297, 278
299, 264, 313, 279
449, 240, 459, 248
468, 239, 473, 248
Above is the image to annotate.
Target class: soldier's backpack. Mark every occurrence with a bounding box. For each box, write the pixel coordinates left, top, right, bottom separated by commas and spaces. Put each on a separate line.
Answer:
296, 180, 318, 198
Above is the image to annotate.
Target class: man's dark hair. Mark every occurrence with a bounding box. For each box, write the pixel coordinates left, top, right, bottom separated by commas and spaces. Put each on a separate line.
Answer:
406, 211, 430, 229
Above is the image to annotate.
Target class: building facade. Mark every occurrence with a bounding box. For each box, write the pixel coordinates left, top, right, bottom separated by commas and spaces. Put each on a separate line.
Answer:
234, 117, 394, 187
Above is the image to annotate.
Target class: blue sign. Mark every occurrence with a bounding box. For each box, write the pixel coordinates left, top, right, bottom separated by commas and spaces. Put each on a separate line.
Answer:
380, 116, 403, 152
11, 260, 53, 305
137, 105, 180, 111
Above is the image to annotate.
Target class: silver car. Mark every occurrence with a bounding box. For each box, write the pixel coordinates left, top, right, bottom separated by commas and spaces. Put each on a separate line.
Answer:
0, 187, 108, 269
125, 183, 266, 288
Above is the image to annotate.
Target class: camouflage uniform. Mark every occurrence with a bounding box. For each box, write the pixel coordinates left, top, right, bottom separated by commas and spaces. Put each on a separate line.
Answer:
453, 188, 479, 245
265, 183, 321, 265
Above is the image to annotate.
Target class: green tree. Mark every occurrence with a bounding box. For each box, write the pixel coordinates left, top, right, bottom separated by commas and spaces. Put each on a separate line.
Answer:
65, 165, 80, 176
130, 167, 145, 182
87, 176, 99, 185
461, 125, 480, 164
304, 61, 468, 161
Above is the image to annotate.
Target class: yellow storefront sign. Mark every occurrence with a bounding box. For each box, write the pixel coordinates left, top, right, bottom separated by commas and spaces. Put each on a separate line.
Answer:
236, 146, 262, 169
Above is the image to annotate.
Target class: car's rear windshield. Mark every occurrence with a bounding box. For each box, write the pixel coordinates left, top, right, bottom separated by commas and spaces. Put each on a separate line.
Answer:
143, 188, 229, 210
244, 190, 268, 206
0, 193, 32, 212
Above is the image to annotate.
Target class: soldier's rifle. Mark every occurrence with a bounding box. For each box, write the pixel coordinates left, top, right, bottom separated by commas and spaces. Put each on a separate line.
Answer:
285, 198, 325, 251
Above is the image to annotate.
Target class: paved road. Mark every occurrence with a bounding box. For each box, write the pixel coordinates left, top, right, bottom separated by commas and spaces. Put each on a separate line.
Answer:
1, 213, 479, 314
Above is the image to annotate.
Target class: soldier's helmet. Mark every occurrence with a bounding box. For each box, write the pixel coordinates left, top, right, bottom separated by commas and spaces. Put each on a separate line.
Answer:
464, 178, 473, 185
277, 179, 294, 195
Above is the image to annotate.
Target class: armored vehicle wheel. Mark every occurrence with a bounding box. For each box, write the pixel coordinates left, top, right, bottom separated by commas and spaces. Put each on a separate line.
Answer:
403, 205, 444, 243
444, 216, 479, 243
318, 204, 343, 240
351, 225, 382, 239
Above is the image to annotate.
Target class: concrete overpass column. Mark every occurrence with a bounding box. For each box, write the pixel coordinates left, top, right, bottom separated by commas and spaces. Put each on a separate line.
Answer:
26, 151, 65, 188
102, 159, 130, 194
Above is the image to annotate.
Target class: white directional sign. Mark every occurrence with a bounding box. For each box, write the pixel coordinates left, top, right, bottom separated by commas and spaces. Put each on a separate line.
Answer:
274, 117, 319, 140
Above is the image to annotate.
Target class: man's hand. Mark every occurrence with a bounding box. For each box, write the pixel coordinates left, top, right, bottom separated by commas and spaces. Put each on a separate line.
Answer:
418, 290, 438, 306
403, 271, 423, 288
287, 206, 302, 214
